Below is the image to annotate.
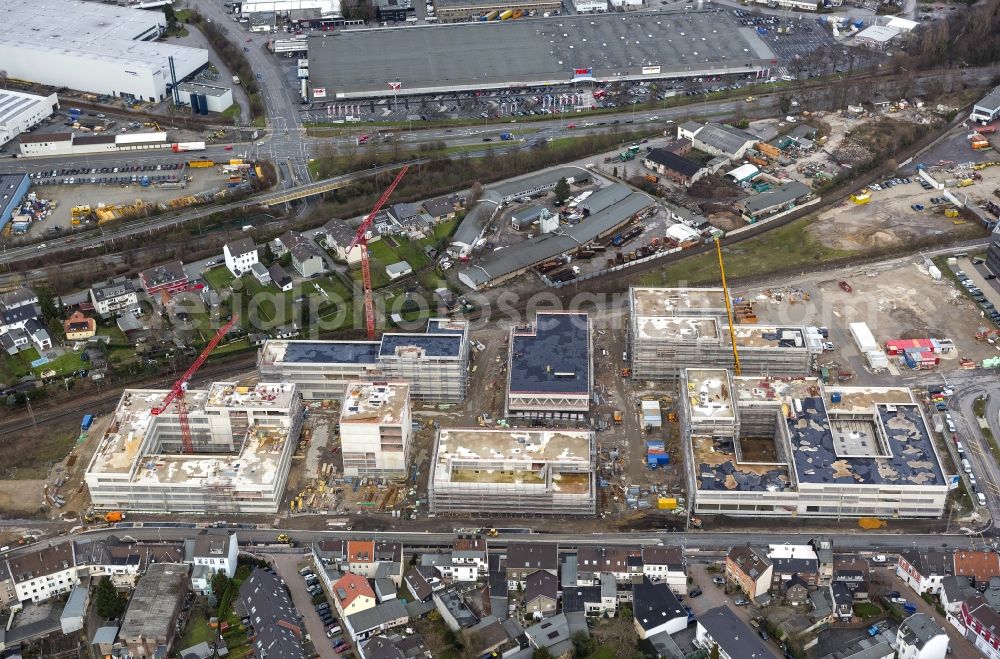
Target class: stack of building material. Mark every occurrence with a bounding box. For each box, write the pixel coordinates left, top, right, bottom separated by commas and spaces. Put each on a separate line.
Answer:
646, 440, 668, 468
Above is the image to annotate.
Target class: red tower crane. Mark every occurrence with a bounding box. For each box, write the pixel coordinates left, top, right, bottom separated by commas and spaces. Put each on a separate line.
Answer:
348, 165, 410, 340
150, 314, 239, 454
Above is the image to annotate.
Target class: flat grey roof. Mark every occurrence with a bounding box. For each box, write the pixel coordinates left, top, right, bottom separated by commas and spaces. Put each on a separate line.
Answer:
741, 181, 811, 214
509, 312, 590, 394
279, 341, 380, 364
177, 82, 232, 97
379, 332, 463, 358
698, 606, 778, 659
308, 11, 775, 97
975, 85, 1000, 112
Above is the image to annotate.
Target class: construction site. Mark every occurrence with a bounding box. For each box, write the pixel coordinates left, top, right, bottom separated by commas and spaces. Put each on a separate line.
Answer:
84, 382, 303, 514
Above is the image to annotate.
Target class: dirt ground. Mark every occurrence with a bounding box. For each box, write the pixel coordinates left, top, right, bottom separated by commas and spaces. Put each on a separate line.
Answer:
736, 255, 1000, 377
23, 164, 239, 235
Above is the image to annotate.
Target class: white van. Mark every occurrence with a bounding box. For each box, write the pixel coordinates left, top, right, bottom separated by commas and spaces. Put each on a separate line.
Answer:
978, 492, 987, 506
956, 442, 964, 455
962, 458, 973, 474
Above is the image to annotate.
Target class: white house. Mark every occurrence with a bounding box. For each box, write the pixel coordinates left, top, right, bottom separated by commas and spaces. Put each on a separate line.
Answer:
89, 279, 138, 318
250, 262, 271, 286
633, 577, 687, 640
696, 606, 777, 659
897, 550, 951, 596
268, 263, 294, 292
451, 537, 488, 582
641, 546, 688, 595
187, 531, 239, 595
6, 543, 78, 603
223, 237, 259, 277
323, 218, 363, 266
897, 613, 949, 659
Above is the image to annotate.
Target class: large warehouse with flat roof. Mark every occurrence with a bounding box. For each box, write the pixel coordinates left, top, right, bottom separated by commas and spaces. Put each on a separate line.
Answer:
307, 10, 776, 99
0, 0, 208, 102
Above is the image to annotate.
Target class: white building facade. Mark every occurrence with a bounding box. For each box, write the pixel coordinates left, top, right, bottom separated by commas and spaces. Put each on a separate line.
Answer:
0, 89, 59, 147
340, 382, 413, 478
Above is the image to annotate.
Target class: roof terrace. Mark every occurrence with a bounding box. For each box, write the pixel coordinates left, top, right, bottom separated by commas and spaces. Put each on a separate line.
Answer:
341, 382, 409, 424
631, 287, 728, 317
685, 369, 736, 420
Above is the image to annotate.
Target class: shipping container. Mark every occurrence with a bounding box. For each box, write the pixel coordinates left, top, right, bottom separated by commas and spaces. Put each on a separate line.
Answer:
172, 141, 206, 152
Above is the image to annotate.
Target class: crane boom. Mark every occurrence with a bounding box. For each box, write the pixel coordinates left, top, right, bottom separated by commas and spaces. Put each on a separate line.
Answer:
348, 165, 410, 340
714, 236, 741, 377
151, 315, 238, 453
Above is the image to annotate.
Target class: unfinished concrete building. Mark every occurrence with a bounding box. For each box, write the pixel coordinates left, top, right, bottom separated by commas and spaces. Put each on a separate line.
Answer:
681, 369, 948, 518
257, 319, 469, 402
340, 382, 412, 478
506, 312, 592, 420
85, 382, 303, 514
429, 428, 596, 517
628, 287, 814, 380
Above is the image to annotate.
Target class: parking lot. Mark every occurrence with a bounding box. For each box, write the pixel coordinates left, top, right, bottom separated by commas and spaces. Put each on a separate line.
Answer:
269, 553, 342, 659
27, 162, 186, 188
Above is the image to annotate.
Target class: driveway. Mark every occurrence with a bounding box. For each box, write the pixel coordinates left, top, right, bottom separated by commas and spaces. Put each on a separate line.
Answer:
269, 553, 337, 659
883, 571, 981, 659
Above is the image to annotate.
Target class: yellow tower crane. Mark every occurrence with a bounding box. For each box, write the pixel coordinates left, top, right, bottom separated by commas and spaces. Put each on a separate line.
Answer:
714, 236, 742, 376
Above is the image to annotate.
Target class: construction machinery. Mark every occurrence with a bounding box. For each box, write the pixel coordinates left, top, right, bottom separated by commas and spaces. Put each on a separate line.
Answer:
150, 315, 238, 453
347, 166, 409, 340
850, 189, 872, 204
714, 236, 742, 376
276, 533, 291, 543
613, 410, 623, 424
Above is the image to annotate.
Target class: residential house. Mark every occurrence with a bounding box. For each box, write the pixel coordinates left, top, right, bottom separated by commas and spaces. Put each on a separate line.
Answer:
374, 578, 397, 603
311, 539, 346, 591
954, 551, 1000, 587
236, 568, 306, 659
404, 568, 433, 603
422, 195, 462, 222
139, 261, 188, 296
524, 613, 573, 657
268, 263, 294, 292
812, 537, 834, 586
333, 573, 378, 618
223, 237, 259, 277
90, 278, 138, 318
0, 327, 29, 355
898, 550, 952, 596
0, 303, 40, 334
939, 576, 975, 618
433, 587, 478, 631
834, 558, 870, 600
463, 617, 514, 657
633, 577, 687, 640
118, 562, 189, 658
641, 546, 687, 594
958, 594, 1000, 659
250, 262, 271, 285
452, 536, 488, 582
577, 546, 640, 585
831, 581, 854, 620
695, 605, 778, 659
726, 546, 773, 600
506, 543, 558, 588
897, 613, 949, 659
386, 261, 412, 280
524, 570, 558, 619
785, 574, 811, 607
323, 218, 363, 266
769, 544, 819, 591
6, 542, 78, 603
360, 632, 432, 659
388, 202, 421, 227
186, 530, 238, 595
74, 539, 183, 588
275, 230, 326, 278
63, 311, 96, 340
563, 576, 617, 617
347, 541, 404, 586
60, 584, 88, 634
642, 148, 707, 186
0, 287, 38, 311
24, 317, 52, 350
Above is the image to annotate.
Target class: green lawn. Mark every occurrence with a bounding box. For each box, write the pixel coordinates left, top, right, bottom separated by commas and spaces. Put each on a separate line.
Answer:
390, 236, 430, 269
591, 647, 618, 659
204, 266, 237, 292
36, 351, 87, 377
0, 347, 38, 385
238, 275, 296, 327
637, 217, 854, 287
432, 218, 458, 242
315, 275, 355, 302
853, 602, 882, 619
180, 609, 217, 650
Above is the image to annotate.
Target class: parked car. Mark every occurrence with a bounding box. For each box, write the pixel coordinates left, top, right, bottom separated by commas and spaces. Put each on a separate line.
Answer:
713, 576, 725, 585
734, 598, 750, 606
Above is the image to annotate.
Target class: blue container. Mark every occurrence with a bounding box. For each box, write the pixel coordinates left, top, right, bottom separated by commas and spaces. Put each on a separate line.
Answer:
831, 392, 842, 403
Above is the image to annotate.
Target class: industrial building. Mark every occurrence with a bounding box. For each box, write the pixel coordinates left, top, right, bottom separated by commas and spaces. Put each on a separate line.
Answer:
458, 184, 654, 290
258, 318, 470, 402
628, 287, 815, 380
118, 563, 189, 659
306, 11, 776, 99
0, 173, 31, 233
340, 382, 413, 477
432, 0, 562, 22
854, 24, 901, 49
175, 82, 234, 114
682, 369, 948, 518
84, 382, 303, 514
18, 131, 169, 158
0, 89, 59, 148
739, 182, 813, 223
429, 428, 597, 516
971, 85, 1000, 125
506, 312, 592, 420
0, 0, 208, 102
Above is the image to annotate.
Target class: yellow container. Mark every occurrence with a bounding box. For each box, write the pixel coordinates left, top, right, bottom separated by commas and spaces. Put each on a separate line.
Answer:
658, 497, 677, 510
